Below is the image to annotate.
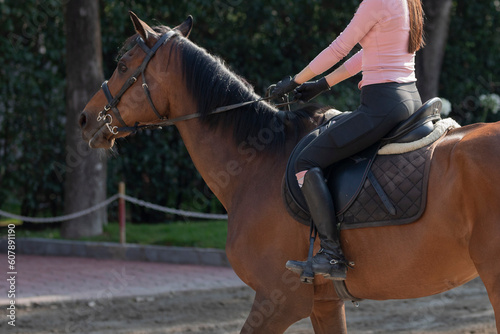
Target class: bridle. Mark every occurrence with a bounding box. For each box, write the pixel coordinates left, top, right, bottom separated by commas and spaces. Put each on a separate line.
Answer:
97, 30, 177, 135
97, 30, 297, 135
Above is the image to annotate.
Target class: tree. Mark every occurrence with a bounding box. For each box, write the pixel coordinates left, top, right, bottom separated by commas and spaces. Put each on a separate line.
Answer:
61, 0, 107, 238
416, 0, 454, 101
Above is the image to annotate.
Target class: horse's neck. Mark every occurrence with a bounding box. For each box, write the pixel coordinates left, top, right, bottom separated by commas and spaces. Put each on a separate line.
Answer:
165, 47, 316, 211
174, 118, 268, 211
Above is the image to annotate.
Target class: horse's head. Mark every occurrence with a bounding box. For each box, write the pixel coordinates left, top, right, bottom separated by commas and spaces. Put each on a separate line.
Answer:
80, 12, 193, 149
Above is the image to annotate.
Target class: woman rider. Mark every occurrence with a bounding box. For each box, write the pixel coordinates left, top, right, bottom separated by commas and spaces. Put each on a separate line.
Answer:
272, 0, 425, 281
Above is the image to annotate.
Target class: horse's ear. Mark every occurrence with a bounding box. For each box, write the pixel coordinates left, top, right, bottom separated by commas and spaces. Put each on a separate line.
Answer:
129, 11, 155, 42
174, 16, 193, 38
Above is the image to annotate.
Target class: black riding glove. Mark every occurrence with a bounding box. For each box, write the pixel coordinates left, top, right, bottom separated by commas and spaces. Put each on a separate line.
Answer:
271, 76, 300, 98
294, 77, 330, 102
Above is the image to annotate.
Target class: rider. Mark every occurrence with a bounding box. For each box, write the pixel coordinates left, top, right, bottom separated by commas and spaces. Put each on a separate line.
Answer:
273, 0, 425, 281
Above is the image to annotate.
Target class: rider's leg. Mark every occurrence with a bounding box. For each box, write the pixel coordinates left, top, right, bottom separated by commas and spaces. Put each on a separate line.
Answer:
286, 167, 347, 280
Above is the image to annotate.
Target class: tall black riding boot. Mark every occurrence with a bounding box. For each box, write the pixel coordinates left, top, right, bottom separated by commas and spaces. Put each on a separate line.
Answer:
286, 167, 347, 281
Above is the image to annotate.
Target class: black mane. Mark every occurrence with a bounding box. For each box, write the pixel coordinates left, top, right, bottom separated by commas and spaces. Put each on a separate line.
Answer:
122, 26, 323, 153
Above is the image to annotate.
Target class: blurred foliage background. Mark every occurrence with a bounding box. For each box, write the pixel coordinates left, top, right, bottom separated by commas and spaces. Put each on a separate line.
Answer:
1, 0, 499, 223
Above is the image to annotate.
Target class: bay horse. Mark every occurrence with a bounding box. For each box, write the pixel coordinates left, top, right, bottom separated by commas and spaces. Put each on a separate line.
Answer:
80, 12, 500, 333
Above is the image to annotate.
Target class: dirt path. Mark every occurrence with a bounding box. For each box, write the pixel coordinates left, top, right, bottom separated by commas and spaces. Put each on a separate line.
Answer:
6, 278, 496, 334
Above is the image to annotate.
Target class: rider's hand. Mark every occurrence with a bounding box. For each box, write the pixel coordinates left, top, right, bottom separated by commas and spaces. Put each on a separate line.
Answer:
294, 77, 330, 102
271, 76, 300, 98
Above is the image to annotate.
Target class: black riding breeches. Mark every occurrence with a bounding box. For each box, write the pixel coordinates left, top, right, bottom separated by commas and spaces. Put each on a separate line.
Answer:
294, 82, 422, 173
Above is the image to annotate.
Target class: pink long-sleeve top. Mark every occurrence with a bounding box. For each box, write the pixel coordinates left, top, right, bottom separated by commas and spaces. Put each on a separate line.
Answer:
309, 0, 416, 89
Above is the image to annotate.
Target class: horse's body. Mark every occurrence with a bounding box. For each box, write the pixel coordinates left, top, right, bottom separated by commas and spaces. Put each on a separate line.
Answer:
80, 13, 500, 333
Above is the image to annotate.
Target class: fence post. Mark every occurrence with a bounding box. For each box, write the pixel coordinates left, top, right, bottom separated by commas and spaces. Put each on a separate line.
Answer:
118, 182, 126, 244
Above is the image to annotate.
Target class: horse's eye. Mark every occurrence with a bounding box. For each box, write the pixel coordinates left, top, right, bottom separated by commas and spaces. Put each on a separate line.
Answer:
118, 63, 128, 73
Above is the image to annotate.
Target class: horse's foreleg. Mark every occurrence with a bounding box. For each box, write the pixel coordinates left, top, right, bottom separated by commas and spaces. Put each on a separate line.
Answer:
309, 281, 348, 334
240, 282, 314, 334
310, 299, 347, 334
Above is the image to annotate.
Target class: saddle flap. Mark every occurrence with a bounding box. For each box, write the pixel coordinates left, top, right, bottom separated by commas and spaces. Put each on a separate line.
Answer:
284, 137, 379, 223
326, 143, 379, 215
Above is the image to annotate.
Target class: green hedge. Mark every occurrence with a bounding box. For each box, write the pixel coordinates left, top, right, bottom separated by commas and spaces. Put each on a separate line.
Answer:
1, 0, 498, 222
440, 1, 500, 123
1, 2, 66, 218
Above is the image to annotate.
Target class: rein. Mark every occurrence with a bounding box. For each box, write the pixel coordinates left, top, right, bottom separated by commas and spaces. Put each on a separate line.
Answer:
117, 95, 296, 133
97, 30, 296, 135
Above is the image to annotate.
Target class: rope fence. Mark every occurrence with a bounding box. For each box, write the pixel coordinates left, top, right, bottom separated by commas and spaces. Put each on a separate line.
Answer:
120, 195, 227, 220
0, 192, 228, 224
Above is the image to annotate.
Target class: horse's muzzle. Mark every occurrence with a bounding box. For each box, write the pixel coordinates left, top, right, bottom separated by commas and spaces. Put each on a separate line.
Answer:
79, 111, 88, 130
80, 110, 115, 149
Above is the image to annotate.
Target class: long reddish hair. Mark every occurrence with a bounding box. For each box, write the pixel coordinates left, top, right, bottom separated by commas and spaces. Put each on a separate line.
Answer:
407, 0, 425, 53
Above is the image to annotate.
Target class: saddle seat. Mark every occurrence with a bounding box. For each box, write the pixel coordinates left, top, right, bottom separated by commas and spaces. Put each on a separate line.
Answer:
382, 97, 442, 144
283, 98, 444, 227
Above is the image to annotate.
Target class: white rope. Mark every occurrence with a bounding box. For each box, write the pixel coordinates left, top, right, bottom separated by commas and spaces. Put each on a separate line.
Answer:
0, 194, 228, 223
121, 194, 228, 220
0, 195, 119, 223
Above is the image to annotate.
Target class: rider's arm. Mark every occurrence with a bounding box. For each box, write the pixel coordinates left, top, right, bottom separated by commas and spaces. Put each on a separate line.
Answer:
293, 66, 317, 85
323, 49, 362, 86
324, 64, 353, 87
293, 0, 380, 85
294, 57, 356, 88
308, 0, 380, 76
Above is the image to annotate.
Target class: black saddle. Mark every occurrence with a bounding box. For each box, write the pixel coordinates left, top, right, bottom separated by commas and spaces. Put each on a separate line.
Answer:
283, 98, 443, 226
382, 97, 442, 144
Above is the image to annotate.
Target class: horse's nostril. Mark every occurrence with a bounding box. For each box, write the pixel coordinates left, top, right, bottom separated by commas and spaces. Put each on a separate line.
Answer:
79, 112, 88, 129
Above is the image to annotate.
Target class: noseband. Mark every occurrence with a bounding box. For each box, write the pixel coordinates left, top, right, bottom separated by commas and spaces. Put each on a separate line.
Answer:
97, 30, 177, 134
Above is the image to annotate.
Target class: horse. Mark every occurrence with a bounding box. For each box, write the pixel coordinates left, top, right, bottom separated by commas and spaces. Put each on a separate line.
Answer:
79, 12, 500, 333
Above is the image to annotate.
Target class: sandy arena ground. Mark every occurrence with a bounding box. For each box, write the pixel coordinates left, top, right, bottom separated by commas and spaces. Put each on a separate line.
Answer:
6, 277, 496, 334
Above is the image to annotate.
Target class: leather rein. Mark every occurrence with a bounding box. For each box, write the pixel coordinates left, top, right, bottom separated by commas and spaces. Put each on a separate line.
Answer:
97, 31, 295, 135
